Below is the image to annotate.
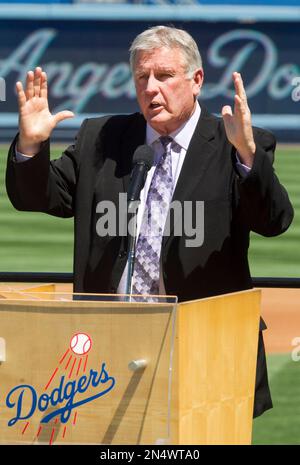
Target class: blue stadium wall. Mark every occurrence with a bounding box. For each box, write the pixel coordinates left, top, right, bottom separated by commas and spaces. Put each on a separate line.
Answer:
0, 4, 299, 142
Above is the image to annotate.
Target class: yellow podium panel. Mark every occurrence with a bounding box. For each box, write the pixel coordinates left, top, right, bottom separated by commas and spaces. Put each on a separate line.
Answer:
0, 288, 260, 445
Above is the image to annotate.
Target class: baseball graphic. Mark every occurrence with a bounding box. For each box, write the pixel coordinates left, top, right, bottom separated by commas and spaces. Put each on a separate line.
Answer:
70, 332, 92, 355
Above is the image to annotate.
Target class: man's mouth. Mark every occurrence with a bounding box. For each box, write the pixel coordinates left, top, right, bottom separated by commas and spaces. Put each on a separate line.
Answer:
149, 102, 163, 110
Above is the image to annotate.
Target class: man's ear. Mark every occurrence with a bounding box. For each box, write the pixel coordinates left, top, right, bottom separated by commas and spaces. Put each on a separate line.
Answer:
192, 68, 204, 97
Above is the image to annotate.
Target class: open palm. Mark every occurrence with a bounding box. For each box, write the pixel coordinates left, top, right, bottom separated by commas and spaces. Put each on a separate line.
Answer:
222, 72, 256, 167
17, 67, 74, 153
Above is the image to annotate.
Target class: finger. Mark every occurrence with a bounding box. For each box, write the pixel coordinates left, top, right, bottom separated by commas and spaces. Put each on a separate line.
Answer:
33, 66, 42, 97
40, 71, 48, 100
25, 70, 34, 100
221, 105, 233, 118
234, 94, 248, 118
53, 111, 75, 125
16, 81, 26, 108
233, 72, 247, 103
221, 105, 234, 132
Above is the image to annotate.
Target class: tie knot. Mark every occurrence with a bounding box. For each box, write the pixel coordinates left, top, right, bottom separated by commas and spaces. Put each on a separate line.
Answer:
159, 136, 173, 150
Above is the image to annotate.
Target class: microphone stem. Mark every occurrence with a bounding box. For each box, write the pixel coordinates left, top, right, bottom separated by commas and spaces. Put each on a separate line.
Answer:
125, 201, 139, 298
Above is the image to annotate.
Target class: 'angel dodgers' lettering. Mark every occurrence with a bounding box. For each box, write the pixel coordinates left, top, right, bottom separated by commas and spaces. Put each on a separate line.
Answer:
5, 362, 115, 425
0, 28, 299, 113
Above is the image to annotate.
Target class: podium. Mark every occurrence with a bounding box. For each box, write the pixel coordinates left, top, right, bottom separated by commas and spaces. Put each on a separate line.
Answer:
0, 285, 260, 445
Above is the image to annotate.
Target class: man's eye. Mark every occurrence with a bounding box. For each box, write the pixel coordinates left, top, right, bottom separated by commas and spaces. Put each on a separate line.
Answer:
158, 73, 173, 80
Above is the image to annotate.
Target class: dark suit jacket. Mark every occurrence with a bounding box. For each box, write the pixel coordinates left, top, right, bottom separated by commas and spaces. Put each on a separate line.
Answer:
6, 106, 294, 418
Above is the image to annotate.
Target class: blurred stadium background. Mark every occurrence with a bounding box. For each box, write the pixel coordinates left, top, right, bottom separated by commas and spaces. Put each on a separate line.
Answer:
0, 0, 299, 444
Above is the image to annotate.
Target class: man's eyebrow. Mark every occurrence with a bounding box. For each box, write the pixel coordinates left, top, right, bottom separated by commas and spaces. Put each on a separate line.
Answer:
157, 68, 176, 74
135, 69, 177, 78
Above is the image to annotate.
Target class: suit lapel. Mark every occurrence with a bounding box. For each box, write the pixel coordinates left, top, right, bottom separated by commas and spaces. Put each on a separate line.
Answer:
120, 108, 219, 197
117, 109, 220, 248
120, 113, 147, 193
172, 106, 219, 203
163, 106, 219, 246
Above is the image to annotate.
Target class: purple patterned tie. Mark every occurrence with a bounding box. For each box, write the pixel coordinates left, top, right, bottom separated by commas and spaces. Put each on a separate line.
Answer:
132, 136, 173, 295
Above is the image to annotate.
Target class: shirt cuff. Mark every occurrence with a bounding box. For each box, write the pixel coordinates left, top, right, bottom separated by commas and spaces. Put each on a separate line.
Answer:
14, 148, 35, 163
235, 153, 252, 178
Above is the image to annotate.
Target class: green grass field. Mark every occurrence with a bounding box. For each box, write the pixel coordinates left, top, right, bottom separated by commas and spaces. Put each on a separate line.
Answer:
0, 144, 299, 444
0, 145, 74, 271
249, 147, 300, 278
252, 353, 300, 445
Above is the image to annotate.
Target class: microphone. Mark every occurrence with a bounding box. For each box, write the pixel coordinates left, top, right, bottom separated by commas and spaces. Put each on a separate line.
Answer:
127, 145, 154, 203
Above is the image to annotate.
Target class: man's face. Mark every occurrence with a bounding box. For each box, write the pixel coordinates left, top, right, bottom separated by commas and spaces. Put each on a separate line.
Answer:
133, 47, 204, 134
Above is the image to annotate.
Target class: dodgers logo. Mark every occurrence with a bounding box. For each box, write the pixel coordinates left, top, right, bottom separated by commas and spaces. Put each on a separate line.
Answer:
5, 332, 115, 444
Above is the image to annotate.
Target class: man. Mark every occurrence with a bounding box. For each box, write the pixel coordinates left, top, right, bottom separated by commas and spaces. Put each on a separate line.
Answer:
6, 26, 293, 418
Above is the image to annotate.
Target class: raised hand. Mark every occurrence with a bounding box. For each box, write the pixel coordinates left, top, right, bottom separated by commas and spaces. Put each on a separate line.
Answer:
222, 72, 256, 168
16, 67, 74, 155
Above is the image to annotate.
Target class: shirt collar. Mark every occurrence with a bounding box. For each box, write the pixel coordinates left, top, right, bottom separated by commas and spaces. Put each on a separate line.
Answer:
146, 101, 201, 151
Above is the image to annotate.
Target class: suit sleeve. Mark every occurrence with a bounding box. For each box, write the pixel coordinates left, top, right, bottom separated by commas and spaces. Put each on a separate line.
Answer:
236, 128, 294, 236
5, 119, 89, 218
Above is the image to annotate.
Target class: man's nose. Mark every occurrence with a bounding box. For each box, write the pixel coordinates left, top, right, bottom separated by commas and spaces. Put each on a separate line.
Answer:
145, 74, 159, 94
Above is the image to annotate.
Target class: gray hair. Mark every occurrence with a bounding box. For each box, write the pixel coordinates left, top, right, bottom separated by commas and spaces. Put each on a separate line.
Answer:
129, 25, 203, 79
